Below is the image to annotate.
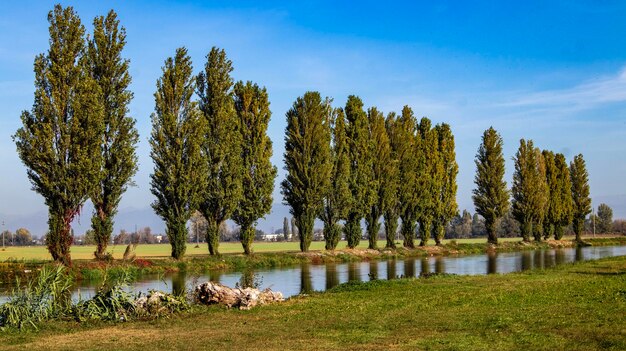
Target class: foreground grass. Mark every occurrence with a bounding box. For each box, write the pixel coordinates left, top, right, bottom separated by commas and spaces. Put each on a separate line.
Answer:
1, 255, 625, 350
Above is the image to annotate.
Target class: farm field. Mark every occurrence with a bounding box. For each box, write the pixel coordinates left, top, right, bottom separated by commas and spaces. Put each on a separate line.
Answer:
1, 237, 546, 261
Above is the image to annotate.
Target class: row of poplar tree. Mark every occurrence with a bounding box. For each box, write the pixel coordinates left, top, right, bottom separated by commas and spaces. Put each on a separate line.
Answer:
14, 5, 278, 262
13, 6, 593, 264
472, 129, 592, 245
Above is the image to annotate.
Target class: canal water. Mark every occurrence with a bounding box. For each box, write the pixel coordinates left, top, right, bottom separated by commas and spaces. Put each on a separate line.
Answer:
2, 245, 625, 302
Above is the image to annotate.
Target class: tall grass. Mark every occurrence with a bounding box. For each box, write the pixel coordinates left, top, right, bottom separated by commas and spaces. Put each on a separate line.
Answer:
0, 265, 73, 330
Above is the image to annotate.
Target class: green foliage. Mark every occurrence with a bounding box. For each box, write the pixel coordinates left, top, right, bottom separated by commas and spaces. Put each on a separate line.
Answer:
382, 113, 401, 248
149, 48, 207, 260
570, 154, 591, 242
416, 117, 440, 246
76, 269, 136, 321
13, 5, 104, 265
511, 140, 548, 242
232, 81, 277, 254
0, 265, 72, 330
364, 107, 391, 249
397, 106, 419, 248
88, 10, 139, 260
282, 92, 332, 252
596, 203, 613, 233
196, 47, 243, 256
343, 96, 374, 248
432, 123, 458, 245
283, 217, 290, 241
553, 154, 574, 239
320, 108, 352, 250
472, 127, 509, 244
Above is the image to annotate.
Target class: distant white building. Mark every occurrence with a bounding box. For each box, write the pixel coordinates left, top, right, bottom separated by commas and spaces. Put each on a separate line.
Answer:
263, 233, 281, 241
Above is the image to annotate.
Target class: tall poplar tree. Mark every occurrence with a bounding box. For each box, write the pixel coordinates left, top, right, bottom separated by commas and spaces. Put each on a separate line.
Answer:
150, 48, 206, 260
282, 92, 332, 252
320, 108, 351, 250
383, 113, 401, 248
541, 150, 564, 239
283, 217, 290, 241
397, 106, 419, 248
88, 10, 138, 259
416, 117, 440, 246
14, 5, 103, 265
364, 107, 391, 249
553, 153, 573, 239
232, 81, 277, 255
472, 127, 509, 244
343, 96, 374, 249
196, 47, 242, 256
570, 154, 591, 243
432, 123, 458, 245
511, 140, 548, 242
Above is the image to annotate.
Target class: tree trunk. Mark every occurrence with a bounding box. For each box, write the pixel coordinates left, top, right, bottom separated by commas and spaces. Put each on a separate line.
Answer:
366, 209, 381, 250
419, 220, 431, 247
384, 211, 398, 249
323, 222, 341, 250
401, 218, 416, 248
240, 224, 254, 255
298, 212, 315, 252
521, 221, 532, 242
433, 220, 445, 246
486, 218, 498, 245
167, 217, 187, 260
344, 212, 361, 249
205, 217, 220, 256
92, 206, 113, 259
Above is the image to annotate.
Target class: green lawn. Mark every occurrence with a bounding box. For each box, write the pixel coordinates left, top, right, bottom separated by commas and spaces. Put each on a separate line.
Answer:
1, 254, 624, 350
0, 237, 531, 261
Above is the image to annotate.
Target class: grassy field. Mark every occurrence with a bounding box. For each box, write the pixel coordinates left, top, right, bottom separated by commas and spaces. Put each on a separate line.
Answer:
0, 236, 556, 261
1, 254, 624, 350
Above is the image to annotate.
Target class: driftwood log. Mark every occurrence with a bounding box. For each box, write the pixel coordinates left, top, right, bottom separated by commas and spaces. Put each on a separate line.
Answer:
194, 282, 284, 310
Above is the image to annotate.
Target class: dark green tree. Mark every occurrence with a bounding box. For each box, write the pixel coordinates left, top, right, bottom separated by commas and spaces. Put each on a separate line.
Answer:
472, 127, 509, 244
416, 117, 440, 246
283, 217, 290, 241
320, 108, 351, 250
149, 47, 206, 260
432, 123, 458, 245
511, 140, 548, 242
397, 106, 419, 248
14, 5, 103, 265
382, 113, 401, 248
364, 107, 391, 249
87, 10, 138, 259
542, 150, 558, 239
282, 92, 332, 252
343, 96, 374, 248
596, 203, 613, 234
196, 47, 242, 256
553, 153, 573, 239
232, 81, 277, 255
570, 154, 591, 243
291, 217, 298, 241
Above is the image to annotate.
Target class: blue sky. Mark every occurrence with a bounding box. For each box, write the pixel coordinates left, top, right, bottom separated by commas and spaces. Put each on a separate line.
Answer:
1, 1, 625, 236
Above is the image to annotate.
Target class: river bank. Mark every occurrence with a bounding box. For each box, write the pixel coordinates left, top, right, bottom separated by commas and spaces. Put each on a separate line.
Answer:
0, 236, 624, 284
1, 254, 624, 350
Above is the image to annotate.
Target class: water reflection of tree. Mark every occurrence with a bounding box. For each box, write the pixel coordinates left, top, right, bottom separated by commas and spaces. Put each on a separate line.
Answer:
300, 264, 313, 293
534, 250, 544, 270
325, 264, 339, 290
387, 259, 397, 280
521, 251, 532, 271
435, 257, 445, 274
419, 258, 429, 277
575, 246, 584, 261
172, 270, 186, 296
369, 261, 378, 281
554, 249, 565, 265
238, 269, 263, 289
348, 262, 361, 282
403, 259, 415, 278
487, 252, 497, 274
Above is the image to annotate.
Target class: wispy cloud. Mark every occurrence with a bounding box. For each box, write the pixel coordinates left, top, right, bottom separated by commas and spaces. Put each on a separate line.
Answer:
499, 67, 626, 110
